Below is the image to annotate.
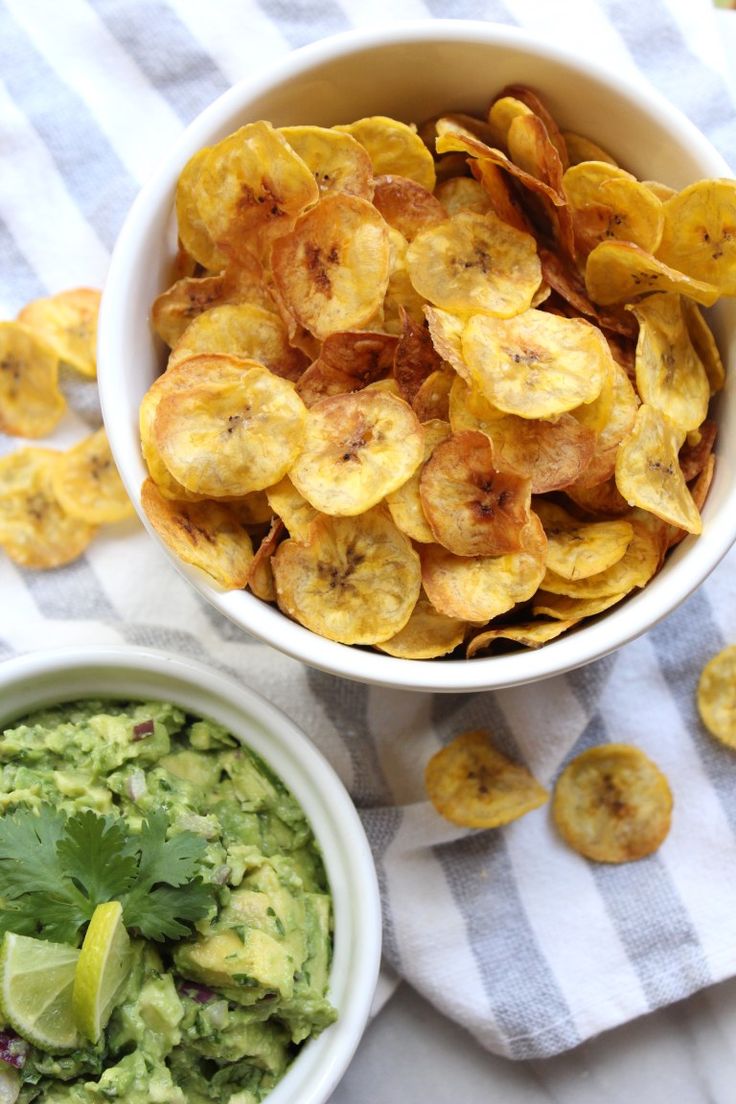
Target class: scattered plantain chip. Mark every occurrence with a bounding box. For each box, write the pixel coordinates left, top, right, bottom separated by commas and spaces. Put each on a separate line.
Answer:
697, 645, 736, 749
0, 322, 65, 438
18, 288, 100, 379
425, 729, 548, 829
51, 427, 135, 525
376, 589, 467, 659
553, 744, 672, 862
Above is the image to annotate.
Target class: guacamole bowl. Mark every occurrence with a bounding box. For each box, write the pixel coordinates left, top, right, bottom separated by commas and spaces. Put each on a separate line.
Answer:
98, 21, 736, 693
0, 646, 381, 1104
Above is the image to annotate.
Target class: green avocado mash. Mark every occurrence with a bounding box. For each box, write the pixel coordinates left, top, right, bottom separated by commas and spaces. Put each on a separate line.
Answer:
0, 700, 337, 1103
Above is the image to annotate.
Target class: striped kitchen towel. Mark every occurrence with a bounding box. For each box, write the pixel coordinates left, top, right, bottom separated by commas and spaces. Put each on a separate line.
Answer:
2, 0, 736, 1060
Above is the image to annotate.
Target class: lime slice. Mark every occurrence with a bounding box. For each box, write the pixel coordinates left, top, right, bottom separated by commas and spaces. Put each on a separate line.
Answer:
0, 932, 81, 1053
72, 901, 131, 1044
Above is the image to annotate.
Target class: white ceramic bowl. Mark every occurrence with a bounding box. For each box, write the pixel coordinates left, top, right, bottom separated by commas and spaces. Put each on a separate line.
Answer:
98, 21, 736, 693
0, 646, 381, 1104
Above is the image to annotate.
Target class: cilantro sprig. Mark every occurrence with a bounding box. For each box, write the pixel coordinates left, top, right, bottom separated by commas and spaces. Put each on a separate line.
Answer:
0, 805, 214, 945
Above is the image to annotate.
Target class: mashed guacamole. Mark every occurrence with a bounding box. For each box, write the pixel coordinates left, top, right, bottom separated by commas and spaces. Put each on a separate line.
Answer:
0, 699, 336, 1103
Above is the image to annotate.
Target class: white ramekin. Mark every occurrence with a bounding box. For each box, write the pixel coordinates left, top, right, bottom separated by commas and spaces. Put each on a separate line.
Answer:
98, 21, 736, 693
0, 646, 381, 1104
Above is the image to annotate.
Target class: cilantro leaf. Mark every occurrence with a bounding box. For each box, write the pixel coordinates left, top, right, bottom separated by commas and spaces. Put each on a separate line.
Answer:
0, 806, 68, 900
124, 881, 214, 942
56, 811, 138, 903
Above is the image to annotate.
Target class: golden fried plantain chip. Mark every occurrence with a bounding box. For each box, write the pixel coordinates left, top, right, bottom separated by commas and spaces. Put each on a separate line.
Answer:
51, 427, 134, 525
0, 447, 59, 497
562, 131, 618, 168
297, 330, 397, 406
153, 273, 232, 349
386, 418, 451, 542
462, 309, 609, 418
140, 478, 254, 589
469, 158, 532, 235
657, 179, 736, 295
278, 124, 374, 199
425, 729, 548, 828
688, 452, 715, 516
169, 302, 308, 381
372, 174, 447, 241
449, 376, 595, 493
552, 744, 672, 862
411, 367, 454, 422
18, 288, 100, 379
265, 475, 318, 540
488, 95, 534, 147
679, 420, 717, 483
539, 246, 638, 338
248, 517, 284, 602
271, 194, 391, 340
335, 115, 436, 191
585, 240, 720, 307
534, 499, 633, 580
532, 590, 628, 621
195, 121, 319, 261
565, 475, 631, 517
376, 589, 467, 659
290, 390, 424, 516
681, 299, 725, 394
0, 451, 96, 568
466, 618, 577, 657
615, 404, 702, 534
424, 305, 471, 381
175, 146, 227, 270
629, 293, 709, 432
272, 508, 421, 644
139, 367, 210, 502
154, 359, 307, 498
0, 322, 65, 438
563, 162, 664, 255
405, 210, 541, 318
495, 84, 569, 167
697, 645, 736, 748
540, 515, 663, 598
420, 430, 532, 556
434, 176, 494, 217
572, 358, 639, 489
421, 514, 547, 621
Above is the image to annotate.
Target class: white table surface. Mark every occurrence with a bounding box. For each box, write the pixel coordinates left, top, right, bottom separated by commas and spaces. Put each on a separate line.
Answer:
329, 14, 736, 1099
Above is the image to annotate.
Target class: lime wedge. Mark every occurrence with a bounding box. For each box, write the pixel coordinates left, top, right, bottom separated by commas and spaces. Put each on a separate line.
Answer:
72, 901, 131, 1044
0, 932, 81, 1053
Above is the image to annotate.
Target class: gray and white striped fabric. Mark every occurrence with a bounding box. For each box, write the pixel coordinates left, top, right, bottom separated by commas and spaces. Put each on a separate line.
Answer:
2, 0, 736, 1061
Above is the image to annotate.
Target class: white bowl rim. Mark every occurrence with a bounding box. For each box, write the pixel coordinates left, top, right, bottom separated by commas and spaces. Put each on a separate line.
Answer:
99, 20, 736, 694
0, 644, 382, 1104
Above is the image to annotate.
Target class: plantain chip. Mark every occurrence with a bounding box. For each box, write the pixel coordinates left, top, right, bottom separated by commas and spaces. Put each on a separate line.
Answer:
248, 517, 285, 602
168, 302, 308, 381
434, 176, 494, 217
425, 729, 548, 829
629, 293, 709, 432
615, 404, 701, 534
488, 95, 534, 148
411, 367, 454, 422
562, 131, 618, 167
681, 299, 725, 394
51, 427, 134, 525
376, 589, 467, 659
532, 590, 628, 621
585, 240, 719, 307
466, 618, 577, 657
175, 146, 227, 271
565, 475, 631, 518
393, 310, 446, 404
0, 322, 65, 438
420, 514, 547, 621
372, 174, 447, 241
539, 246, 638, 337
335, 115, 436, 191
152, 273, 235, 349
540, 515, 663, 599
290, 390, 424, 516
534, 499, 633, 580
0, 450, 96, 569
154, 359, 307, 498
272, 507, 421, 644
462, 309, 609, 418
297, 330, 397, 406
271, 194, 391, 340
18, 288, 100, 379
265, 475, 318, 541
553, 744, 672, 863
278, 124, 374, 200
469, 158, 532, 235
405, 209, 542, 318
562, 161, 664, 255
495, 84, 569, 167
424, 305, 471, 381
572, 358, 639, 489
449, 376, 595, 493
657, 179, 736, 295
697, 645, 736, 748
386, 418, 451, 543
195, 121, 319, 261
679, 420, 717, 483
419, 429, 532, 556
140, 478, 254, 589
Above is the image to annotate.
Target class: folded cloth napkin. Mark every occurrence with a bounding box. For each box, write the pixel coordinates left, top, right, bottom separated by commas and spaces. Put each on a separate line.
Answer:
1, 0, 736, 1061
